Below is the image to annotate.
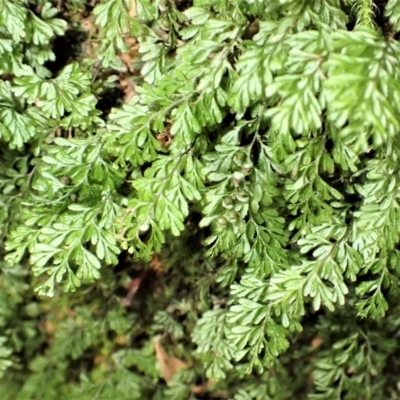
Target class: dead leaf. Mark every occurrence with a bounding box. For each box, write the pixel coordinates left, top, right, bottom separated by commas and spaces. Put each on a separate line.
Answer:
119, 76, 136, 102
156, 131, 173, 147
120, 274, 144, 307
115, 335, 128, 345
149, 254, 166, 272
43, 321, 55, 335
94, 354, 107, 366
129, 2, 136, 17
81, 17, 94, 33
311, 336, 322, 348
191, 380, 215, 395
119, 39, 139, 74
119, 53, 135, 73
191, 381, 230, 398
153, 337, 189, 382
129, 0, 136, 17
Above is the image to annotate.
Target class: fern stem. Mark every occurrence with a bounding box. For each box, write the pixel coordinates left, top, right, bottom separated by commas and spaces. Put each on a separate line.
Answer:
354, 0, 376, 29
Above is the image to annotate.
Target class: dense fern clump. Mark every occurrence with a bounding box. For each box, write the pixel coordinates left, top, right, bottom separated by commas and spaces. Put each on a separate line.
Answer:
2, 0, 400, 398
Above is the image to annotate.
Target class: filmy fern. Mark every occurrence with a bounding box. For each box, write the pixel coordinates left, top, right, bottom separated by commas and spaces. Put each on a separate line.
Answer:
2, 0, 400, 399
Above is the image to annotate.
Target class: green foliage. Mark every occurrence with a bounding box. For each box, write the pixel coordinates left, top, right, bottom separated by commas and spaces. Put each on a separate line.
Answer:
2, 0, 400, 398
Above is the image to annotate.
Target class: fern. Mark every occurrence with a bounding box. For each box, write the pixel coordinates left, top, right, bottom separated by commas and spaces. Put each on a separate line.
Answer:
1, 0, 400, 398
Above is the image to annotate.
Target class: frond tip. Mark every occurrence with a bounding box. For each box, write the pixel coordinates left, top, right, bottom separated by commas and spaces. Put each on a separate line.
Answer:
353, 0, 378, 30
